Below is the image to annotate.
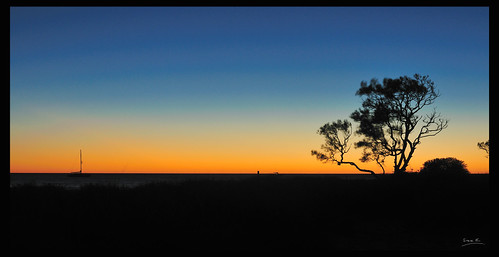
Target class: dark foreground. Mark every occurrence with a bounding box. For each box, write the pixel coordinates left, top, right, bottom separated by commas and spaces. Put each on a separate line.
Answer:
10, 174, 490, 251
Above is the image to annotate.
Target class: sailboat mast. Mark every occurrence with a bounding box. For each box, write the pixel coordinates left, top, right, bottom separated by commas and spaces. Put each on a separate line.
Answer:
80, 149, 82, 174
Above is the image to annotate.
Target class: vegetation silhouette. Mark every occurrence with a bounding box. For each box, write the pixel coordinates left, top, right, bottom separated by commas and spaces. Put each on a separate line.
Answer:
477, 139, 489, 158
311, 119, 376, 175
419, 157, 470, 177
313, 74, 449, 175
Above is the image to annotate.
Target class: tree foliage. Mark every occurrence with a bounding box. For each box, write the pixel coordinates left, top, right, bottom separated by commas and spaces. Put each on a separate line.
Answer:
311, 119, 375, 175
419, 157, 469, 176
350, 74, 448, 174
311, 119, 352, 164
477, 140, 489, 158
312, 74, 451, 175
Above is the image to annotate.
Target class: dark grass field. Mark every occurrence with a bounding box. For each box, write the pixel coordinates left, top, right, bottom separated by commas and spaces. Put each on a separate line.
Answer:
10, 174, 490, 251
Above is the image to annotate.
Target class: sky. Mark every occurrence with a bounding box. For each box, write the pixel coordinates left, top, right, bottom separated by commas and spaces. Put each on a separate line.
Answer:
10, 7, 489, 174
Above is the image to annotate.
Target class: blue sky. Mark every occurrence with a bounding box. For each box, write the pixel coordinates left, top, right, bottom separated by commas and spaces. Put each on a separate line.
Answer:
10, 7, 489, 173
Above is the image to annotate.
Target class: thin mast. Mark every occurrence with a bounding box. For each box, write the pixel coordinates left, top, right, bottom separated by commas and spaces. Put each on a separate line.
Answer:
80, 149, 82, 174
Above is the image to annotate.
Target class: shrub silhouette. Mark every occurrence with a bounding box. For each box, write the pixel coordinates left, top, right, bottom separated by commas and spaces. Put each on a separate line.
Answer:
419, 157, 469, 177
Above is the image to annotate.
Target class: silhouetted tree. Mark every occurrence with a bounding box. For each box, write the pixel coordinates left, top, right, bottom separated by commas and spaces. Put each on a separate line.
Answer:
419, 157, 469, 177
477, 140, 489, 158
357, 140, 388, 174
350, 74, 448, 175
311, 119, 376, 175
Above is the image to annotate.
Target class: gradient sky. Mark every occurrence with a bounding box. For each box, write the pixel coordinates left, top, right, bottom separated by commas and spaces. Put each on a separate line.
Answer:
10, 7, 489, 173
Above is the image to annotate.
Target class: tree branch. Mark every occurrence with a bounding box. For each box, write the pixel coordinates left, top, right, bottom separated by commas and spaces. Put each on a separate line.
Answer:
338, 161, 376, 175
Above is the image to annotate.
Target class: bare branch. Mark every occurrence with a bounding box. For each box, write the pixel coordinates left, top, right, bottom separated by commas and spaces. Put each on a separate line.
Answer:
417, 110, 449, 141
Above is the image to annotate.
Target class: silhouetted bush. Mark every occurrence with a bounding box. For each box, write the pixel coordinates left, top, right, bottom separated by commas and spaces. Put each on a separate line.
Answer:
419, 157, 469, 177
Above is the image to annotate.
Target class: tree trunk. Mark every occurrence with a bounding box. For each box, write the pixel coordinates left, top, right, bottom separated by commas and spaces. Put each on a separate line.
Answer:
399, 145, 416, 173
394, 167, 407, 175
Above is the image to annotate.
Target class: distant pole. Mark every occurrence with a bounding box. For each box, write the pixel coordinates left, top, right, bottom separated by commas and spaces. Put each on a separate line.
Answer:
80, 149, 82, 174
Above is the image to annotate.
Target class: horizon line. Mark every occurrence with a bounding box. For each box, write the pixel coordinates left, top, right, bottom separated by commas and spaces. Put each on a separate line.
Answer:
10, 171, 490, 175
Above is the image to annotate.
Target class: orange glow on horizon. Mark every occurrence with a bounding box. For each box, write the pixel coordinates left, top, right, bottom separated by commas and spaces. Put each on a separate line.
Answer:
10, 109, 489, 174
10, 142, 489, 174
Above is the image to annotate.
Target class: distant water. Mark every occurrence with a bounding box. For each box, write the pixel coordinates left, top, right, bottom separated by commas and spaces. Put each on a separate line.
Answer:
10, 173, 375, 188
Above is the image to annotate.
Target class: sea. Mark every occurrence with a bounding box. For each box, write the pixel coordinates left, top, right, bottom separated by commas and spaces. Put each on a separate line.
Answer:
10, 173, 376, 189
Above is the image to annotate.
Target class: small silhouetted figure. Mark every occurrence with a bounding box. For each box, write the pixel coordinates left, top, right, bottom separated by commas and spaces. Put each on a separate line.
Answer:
257, 170, 259, 175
